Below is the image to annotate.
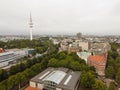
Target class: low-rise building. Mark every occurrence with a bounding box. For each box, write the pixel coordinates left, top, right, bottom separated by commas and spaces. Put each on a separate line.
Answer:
87, 53, 107, 76
0, 48, 35, 68
60, 42, 69, 51
68, 42, 81, 54
26, 67, 80, 90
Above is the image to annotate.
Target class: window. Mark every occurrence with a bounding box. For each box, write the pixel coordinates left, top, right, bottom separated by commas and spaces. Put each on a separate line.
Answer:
44, 81, 57, 90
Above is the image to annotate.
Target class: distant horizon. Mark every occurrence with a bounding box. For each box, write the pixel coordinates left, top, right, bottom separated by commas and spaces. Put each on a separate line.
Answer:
0, 32, 120, 36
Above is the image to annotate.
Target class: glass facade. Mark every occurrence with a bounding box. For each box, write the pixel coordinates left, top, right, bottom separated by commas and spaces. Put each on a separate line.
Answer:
44, 81, 57, 90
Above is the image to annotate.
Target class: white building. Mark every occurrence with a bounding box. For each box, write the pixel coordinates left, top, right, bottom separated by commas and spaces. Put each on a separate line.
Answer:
0, 48, 33, 68
77, 52, 91, 63
0, 51, 18, 67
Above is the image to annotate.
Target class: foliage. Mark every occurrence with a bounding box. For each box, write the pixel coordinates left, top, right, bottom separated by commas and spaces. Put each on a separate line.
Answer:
106, 43, 120, 85
48, 58, 58, 67
80, 71, 95, 88
92, 80, 106, 90
0, 69, 8, 82
116, 68, 120, 85
47, 52, 93, 72
107, 82, 116, 90
105, 66, 115, 78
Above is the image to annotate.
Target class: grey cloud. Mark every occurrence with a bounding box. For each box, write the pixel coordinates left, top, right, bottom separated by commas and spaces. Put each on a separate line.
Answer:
0, 0, 120, 35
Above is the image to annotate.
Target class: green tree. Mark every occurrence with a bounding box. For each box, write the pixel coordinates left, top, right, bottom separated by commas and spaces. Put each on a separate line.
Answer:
116, 68, 120, 85
105, 66, 115, 78
7, 75, 19, 90
56, 52, 67, 60
57, 60, 69, 68
0, 69, 8, 82
107, 82, 116, 90
92, 80, 106, 90
69, 61, 81, 71
0, 80, 8, 90
48, 58, 58, 67
80, 71, 95, 88
16, 72, 27, 89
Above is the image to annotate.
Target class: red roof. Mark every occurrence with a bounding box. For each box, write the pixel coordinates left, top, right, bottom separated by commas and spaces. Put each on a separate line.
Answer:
0, 48, 4, 53
25, 86, 40, 90
88, 53, 106, 63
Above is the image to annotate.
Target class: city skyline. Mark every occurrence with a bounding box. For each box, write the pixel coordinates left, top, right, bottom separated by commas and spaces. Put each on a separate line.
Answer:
0, 0, 120, 35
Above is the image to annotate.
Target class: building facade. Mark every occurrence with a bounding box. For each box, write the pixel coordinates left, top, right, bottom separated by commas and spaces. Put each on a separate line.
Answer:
0, 48, 34, 68
79, 41, 90, 51
87, 53, 107, 76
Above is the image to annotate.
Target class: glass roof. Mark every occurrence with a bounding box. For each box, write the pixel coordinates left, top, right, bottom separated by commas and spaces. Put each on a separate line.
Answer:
43, 70, 66, 84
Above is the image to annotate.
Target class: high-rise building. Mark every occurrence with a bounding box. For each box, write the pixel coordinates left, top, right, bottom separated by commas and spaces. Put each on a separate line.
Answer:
76, 32, 82, 39
29, 13, 33, 41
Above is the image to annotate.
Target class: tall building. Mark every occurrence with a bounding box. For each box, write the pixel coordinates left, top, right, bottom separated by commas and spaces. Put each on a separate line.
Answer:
76, 32, 82, 39
29, 13, 33, 41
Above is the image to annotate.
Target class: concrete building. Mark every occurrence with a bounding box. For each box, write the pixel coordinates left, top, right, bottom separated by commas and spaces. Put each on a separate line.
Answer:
60, 42, 69, 51
76, 32, 82, 39
26, 67, 80, 90
0, 48, 35, 68
90, 42, 111, 54
79, 41, 90, 51
0, 51, 18, 67
68, 42, 81, 54
87, 53, 107, 76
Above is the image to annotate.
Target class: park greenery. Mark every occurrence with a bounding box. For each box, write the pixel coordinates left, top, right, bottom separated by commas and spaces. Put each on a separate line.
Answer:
0, 37, 51, 53
105, 43, 120, 85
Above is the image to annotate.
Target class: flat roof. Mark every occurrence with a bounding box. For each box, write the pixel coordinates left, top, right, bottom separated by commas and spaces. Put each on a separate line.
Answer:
0, 51, 14, 56
30, 67, 80, 90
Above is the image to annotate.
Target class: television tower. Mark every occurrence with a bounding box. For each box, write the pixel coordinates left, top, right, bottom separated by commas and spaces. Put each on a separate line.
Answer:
29, 12, 33, 41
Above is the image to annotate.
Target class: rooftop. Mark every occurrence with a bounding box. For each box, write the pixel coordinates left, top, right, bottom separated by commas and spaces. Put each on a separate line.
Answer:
88, 53, 106, 63
25, 86, 40, 90
43, 70, 66, 84
30, 67, 80, 89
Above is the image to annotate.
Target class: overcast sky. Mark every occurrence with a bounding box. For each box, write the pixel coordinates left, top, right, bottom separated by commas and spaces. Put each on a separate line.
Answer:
0, 0, 120, 35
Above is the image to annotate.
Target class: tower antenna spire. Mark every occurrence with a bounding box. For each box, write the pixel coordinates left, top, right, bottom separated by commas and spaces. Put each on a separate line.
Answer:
29, 12, 33, 41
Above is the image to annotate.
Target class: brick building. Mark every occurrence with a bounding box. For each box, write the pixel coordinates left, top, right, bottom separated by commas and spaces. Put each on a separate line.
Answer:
87, 53, 107, 76
68, 47, 81, 54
